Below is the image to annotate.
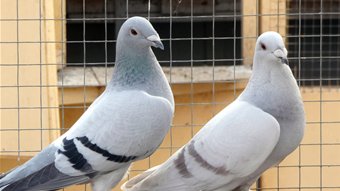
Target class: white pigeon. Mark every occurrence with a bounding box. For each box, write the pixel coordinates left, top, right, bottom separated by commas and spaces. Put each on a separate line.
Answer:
121, 31, 305, 191
0, 16, 174, 191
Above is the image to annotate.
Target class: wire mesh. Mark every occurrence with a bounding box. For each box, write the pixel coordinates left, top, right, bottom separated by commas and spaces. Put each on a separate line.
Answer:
1, 0, 340, 191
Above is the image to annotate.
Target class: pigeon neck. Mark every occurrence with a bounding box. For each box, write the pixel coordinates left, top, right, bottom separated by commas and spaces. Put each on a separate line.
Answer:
239, 59, 303, 116
110, 47, 158, 87
252, 55, 273, 77
108, 47, 174, 106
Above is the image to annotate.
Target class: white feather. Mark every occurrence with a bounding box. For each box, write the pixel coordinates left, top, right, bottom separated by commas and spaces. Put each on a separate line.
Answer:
52, 90, 173, 174
122, 101, 280, 191
122, 31, 305, 191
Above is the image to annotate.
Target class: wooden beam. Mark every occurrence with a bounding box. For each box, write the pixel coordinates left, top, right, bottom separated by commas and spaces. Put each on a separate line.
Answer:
259, 0, 287, 37
57, 81, 247, 105
0, 155, 32, 172
53, 0, 67, 70
242, 0, 287, 66
58, 87, 105, 105
42, 0, 63, 143
242, 0, 258, 66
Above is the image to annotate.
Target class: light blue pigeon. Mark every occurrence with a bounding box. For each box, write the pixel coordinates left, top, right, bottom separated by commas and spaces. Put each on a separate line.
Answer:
0, 16, 174, 191
121, 31, 305, 191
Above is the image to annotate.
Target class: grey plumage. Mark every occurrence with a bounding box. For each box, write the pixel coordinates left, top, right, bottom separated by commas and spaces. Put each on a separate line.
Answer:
0, 16, 174, 191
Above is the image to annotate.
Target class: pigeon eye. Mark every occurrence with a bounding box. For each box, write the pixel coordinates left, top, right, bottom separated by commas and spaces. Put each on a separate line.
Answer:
260, 43, 266, 50
130, 29, 138, 36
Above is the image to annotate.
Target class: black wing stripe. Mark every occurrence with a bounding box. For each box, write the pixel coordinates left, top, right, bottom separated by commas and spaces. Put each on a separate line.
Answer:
58, 138, 93, 172
76, 136, 138, 163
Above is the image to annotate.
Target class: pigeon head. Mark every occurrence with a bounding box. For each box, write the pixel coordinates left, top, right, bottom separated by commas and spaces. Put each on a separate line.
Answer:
255, 31, 288, 65
117, 16, 164, 52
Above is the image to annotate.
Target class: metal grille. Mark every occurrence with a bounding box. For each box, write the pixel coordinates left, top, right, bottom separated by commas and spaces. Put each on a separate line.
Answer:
65, 0, 242, 67
1, 0, 340, 191
288, 0, 340, 86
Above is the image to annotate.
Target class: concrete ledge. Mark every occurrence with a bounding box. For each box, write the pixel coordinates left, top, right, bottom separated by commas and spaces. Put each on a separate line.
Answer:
57, 65, 252, 87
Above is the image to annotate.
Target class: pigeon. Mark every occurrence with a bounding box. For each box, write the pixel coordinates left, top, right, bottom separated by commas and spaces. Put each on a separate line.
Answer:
121, 31, 305, 191
0, 16, 174, 191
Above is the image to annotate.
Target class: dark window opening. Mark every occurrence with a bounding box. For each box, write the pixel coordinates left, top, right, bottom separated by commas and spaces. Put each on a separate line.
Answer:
66, 0, 242, 67
288, 0, 340, 86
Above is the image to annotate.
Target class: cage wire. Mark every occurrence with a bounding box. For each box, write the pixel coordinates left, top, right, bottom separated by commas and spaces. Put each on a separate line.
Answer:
1, 0, 340, 191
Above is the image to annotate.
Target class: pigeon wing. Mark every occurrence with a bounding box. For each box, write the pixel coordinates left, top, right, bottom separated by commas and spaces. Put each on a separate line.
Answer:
122, 100, 280, 191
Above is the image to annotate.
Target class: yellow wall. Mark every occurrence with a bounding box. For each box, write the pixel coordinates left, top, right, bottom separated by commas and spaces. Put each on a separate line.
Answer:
1, 0, 61, 161
261, 87, 340, 191
1, 0, 340, 190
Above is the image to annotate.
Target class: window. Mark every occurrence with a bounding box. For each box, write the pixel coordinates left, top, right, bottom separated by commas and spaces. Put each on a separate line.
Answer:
66, 0, 242, 67
288, 0, 340, 86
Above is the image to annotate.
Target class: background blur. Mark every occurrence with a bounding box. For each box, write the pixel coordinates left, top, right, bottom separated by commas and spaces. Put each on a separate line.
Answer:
1, 0, 340, 190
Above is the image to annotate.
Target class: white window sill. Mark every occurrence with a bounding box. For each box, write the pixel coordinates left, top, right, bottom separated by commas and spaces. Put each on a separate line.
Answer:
57, 65, 252, 87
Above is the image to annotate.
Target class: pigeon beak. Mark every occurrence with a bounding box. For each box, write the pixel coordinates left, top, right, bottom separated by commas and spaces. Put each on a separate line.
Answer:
147, 35, 164, 50
273, 48, 288, 65
281, 57, 289, 65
